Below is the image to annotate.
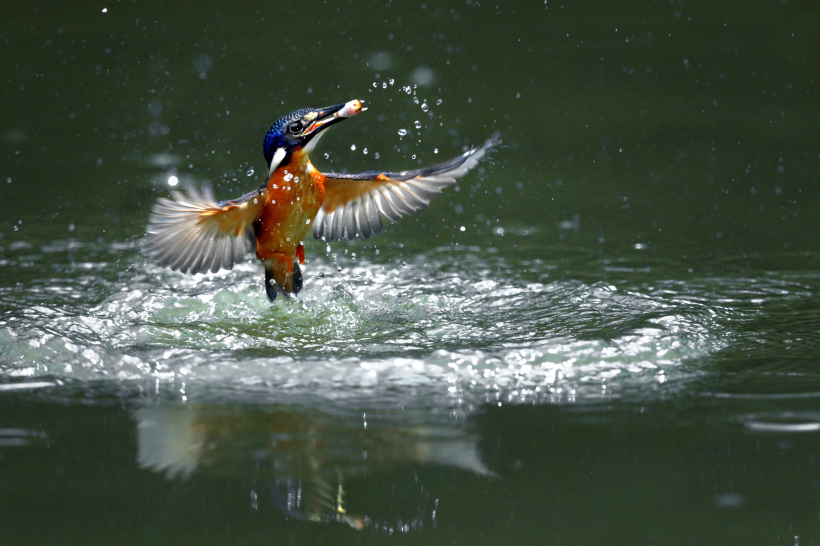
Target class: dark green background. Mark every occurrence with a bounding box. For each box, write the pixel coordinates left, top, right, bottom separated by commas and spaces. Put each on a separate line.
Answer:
2, 0, 820, 544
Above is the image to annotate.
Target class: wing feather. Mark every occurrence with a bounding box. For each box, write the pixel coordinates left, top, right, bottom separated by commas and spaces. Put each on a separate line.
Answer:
373, 190, 402, 222
355, 196, 371, 240
361, 192, 383, 235
312, 208, 326, 240
316, 135, 499, 241
145, 184, 266, 274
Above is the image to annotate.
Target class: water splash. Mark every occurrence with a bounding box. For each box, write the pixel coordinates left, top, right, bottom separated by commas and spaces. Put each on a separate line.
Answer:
0, 239, 767, 409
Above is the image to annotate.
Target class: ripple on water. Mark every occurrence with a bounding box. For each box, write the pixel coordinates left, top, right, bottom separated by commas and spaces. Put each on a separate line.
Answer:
0, 241, 753, 407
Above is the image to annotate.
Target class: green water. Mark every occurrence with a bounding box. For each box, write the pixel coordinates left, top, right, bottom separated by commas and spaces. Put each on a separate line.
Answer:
2, 0, 820, 544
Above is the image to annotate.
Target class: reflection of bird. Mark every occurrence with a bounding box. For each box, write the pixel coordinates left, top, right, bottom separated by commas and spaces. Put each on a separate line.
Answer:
135, 404, 493, 530
146, 99, 499, 301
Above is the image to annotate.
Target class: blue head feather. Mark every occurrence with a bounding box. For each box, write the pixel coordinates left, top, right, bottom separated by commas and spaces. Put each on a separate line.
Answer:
263, 107, 315, 168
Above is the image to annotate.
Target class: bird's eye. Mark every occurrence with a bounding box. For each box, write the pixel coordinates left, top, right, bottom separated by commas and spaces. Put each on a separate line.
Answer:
288, 122, 303, 134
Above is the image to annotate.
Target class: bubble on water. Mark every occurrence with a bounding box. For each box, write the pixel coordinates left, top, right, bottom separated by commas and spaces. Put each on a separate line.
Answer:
411, 66, 434, 86
421, 102, 429, 112
168, 175, 179, 186
370, 52, 391, 70
403, 86, 412, 94
414, 120, 422, 129
193, 54, 214, 74
413, 96, 419, 104
372, 82, 378, 88
283, 173, 293, 182
411, 154, 416, 159
351, 144, 357, 151
388, 79, 395, 85
324, 153, 330, 159
363, 148, 368, 155
246, 168, 254, 176
436, 98, 443, 105
398, 129, 408, 137
382, 82, 387, 89
434, 148, 439, 154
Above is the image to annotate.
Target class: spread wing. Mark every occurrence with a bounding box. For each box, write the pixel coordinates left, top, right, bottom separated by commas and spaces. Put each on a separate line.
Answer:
145, 184, 266, 274
314, 135, 500, 242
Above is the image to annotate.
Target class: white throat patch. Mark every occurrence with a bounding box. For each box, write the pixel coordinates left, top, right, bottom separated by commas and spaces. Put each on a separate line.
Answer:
268, 147, 287, 175
303, 131, 325, 152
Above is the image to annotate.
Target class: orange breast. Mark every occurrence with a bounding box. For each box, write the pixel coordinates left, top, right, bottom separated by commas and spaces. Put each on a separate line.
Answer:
256, 154, 325, 259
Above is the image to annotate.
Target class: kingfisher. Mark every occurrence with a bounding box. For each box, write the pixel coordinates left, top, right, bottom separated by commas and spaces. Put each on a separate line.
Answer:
146, 99, 499, 301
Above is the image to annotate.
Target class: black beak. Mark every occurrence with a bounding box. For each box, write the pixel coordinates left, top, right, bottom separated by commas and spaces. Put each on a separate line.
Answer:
303, 99, 366, 136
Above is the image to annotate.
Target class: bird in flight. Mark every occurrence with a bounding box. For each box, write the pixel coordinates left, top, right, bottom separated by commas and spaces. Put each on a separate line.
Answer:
146, 99, 499, 301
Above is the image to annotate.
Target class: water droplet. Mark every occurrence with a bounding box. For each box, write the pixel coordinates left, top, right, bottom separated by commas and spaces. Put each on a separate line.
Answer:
436, 98, 443, 105
168, 175, 179, 186
398, 129, 408, 137
411, 154, 416, 159
414, 120, 422, 129
306, 219, 311, 224
382, 82, 387, 89
411, 67, 434, 86
246, 168, 254, 176
374, 152, 381, 159
324, 152, 330, 159
351, 144, 356, 151
370, 51, 391, 70
413, 96, 419, 104
272, 184, 278, 189
460, 226, 466, 232
388, 78, 395, 85
253, 198, 258, 204
434, 148, 439, 154
363, 148, 368, 154
294, 177, 299, 183
421, 102, 429, 112
372, 82, 378, 88
283, 173, 293, 182
403, 86, 412, 94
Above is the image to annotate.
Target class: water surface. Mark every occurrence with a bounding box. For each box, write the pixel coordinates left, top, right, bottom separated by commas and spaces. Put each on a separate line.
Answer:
2, 1, 820, 544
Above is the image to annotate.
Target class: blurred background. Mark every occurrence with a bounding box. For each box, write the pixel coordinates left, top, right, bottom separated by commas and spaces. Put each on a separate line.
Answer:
1, 0, 820, 544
